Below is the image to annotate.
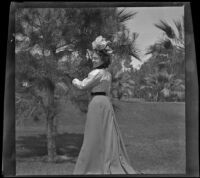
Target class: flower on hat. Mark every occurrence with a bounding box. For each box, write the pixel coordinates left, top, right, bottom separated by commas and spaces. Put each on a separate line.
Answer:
92, 36, 113, 54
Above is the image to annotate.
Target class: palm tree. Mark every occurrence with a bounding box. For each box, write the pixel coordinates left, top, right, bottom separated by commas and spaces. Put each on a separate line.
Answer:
140, 17, 185, 102
154, 18, 184, 50
147, 18, 185, 76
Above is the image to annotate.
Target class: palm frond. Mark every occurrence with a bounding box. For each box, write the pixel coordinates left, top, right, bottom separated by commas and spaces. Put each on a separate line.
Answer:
173, 19, 184, 42
145, 43, 161, 55
117, 8, 137, 23
154, 20, 176, 39
162, 39, 173, 50
132, 32, 139, 41
129, 49, 141, 61
129, 32, 141, 60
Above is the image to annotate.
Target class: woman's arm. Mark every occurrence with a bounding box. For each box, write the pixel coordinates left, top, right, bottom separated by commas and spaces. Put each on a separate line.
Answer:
72, 69, 101, 90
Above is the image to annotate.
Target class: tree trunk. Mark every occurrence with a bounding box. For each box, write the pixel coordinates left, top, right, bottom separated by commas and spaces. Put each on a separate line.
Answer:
45, 87, 57, 162
46, 109, 57, 162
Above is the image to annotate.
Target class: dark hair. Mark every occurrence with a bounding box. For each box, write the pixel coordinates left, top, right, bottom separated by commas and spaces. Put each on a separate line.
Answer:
95, 50, 111, 69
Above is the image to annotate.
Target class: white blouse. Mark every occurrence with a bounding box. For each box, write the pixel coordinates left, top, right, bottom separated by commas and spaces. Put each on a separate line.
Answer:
72, 69, 112, 96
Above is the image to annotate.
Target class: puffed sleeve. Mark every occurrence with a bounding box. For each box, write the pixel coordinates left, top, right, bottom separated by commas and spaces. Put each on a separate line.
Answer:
72, 69, 102, 90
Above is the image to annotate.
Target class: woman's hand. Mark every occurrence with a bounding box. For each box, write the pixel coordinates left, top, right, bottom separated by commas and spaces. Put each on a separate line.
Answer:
72, 78, 79, 85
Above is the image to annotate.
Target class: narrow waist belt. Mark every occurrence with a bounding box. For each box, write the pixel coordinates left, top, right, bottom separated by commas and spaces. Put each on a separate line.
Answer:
91, 92, 106, 96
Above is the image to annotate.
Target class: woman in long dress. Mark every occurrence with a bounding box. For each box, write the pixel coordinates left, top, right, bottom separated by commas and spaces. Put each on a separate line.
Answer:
72, 36, 138, 175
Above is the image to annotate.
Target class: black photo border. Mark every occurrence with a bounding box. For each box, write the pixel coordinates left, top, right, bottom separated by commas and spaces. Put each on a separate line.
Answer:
2, 1, 199, 177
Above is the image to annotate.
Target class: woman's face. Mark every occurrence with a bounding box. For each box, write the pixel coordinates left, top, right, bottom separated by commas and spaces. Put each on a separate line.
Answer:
92, 52, 103, 68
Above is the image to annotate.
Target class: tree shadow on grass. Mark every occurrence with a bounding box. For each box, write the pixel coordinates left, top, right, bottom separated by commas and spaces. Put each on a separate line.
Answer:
16, 132, 83, 163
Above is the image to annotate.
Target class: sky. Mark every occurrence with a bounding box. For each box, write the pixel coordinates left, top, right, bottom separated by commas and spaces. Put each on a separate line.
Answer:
120, 6, 184, 69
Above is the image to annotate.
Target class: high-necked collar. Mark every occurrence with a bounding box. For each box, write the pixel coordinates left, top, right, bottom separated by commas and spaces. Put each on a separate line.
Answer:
94, 62, 108, 69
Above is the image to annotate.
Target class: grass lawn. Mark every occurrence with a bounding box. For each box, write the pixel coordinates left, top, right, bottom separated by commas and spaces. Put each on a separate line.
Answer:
16, 100, 185, 175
